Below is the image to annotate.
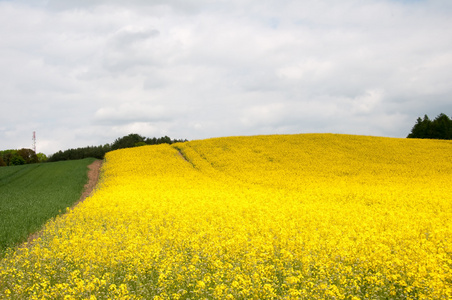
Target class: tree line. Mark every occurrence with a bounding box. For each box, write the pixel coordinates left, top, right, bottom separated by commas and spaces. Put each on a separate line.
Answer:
407, 113, 452, 139
0, 134, 187, 166
0, 149, 47, 167
47, 134, 187, 162
4, 115, 449, 167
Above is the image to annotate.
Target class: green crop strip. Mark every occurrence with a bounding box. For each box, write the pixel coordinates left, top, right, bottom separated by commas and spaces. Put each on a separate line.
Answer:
0, 158, 96, 256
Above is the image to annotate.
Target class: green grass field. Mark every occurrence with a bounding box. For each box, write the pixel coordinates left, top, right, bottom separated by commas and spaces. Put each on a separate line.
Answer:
0, 158, 96, 256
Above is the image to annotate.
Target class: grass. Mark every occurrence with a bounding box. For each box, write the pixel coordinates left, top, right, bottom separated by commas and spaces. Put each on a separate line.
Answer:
0, 158, 96, 256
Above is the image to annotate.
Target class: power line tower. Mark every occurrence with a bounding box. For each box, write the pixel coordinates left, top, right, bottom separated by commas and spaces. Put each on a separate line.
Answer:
32, 131, 36, 153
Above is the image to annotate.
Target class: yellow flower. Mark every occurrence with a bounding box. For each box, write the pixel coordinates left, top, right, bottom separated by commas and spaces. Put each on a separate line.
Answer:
1, 134, 451, 299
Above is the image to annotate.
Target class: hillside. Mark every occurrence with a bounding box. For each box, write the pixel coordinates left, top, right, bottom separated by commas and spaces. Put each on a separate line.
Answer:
0, 158, 98, 255
178, 133, 452, 187
1, 134, 452, 299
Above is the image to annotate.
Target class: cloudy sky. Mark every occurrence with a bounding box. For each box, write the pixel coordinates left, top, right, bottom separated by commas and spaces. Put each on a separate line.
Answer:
1, 0, 451, 155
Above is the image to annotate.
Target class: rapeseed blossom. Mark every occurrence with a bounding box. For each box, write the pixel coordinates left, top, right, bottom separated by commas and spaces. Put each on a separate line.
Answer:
1, 134, 452, 299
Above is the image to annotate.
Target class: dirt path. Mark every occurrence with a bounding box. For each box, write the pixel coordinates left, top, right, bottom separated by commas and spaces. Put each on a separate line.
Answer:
24, 159, 103, 246
74, 159, 103, 206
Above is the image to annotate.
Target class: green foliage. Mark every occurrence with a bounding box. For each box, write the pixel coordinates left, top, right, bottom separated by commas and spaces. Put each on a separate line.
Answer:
17, 148, 38, 164
407, 113, 452, 139
111, 133, 145, 150
10, 155, 26, 166
36, 153, 48, 163
134, 141, 147, 147
0, 158, 96, 256
0, 134, 188, 164
47, 134, 188, 162
0, 150, 17, 166
110, 133, 187, 150
48, 144, 110, 162
0, 148, 39, 167
145, 135, 186, 145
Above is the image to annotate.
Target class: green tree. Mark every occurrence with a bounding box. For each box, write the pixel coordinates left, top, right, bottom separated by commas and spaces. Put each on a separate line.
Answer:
134, 141, 147, 147
430, 113, 452, 139
46, 134, 187, 162
17, 148, 39, 164
37, 153, 48, 163
145, 135, 187, 145
1, 150, 18, 166
407, 115, 429, 138
407, 113, 452, 139
10, 155, 26, 165
111, 133, 145, 150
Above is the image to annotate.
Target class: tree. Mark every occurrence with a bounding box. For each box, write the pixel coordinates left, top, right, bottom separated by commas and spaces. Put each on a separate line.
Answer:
1, 150, 18, 166
134, 141, 147, 147
145, 135, 187, 145
407, 113, 452, 139
111, 133, 146, 150
10, 155, 26, 166
430, 113, 452, 139
1, 149, 43, 166
37, 153, 48, 163
17, 148, 39, 164
46, 134, 188, 162
407, 115, 429, 138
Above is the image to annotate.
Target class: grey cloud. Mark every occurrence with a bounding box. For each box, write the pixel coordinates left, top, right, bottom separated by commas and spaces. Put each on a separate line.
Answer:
93, 102, 179, 126
111, 28, 160, 47
101, 27, 175, 73
43, 0, 221, 14
1, 0, 452, 154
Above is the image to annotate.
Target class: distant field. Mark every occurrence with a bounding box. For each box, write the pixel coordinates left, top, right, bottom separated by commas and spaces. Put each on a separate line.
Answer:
0, 158, 96, 256
1, 134, 451, 299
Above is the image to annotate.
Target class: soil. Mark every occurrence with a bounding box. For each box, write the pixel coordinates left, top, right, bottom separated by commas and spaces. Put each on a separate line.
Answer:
74, 159, 103, 206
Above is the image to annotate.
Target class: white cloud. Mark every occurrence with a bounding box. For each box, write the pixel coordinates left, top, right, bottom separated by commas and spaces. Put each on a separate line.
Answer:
94, 102, 174, 125
1, 0, 451, 154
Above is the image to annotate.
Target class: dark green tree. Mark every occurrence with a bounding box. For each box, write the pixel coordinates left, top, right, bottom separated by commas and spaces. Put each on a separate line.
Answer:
145, 135, 187, 145
10, 155, 26, 165
407, 113, 452, 139
111, 133, 145, 150
46, 134, 187, 162
430, 113, 452, 139
407, 115, 430, 138
1, 150, 18, 166
134, 141, 147, 147
17, 148, 39, 164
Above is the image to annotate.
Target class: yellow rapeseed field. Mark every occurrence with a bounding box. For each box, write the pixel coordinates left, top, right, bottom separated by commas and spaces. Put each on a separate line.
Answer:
1, 134, 451, 299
